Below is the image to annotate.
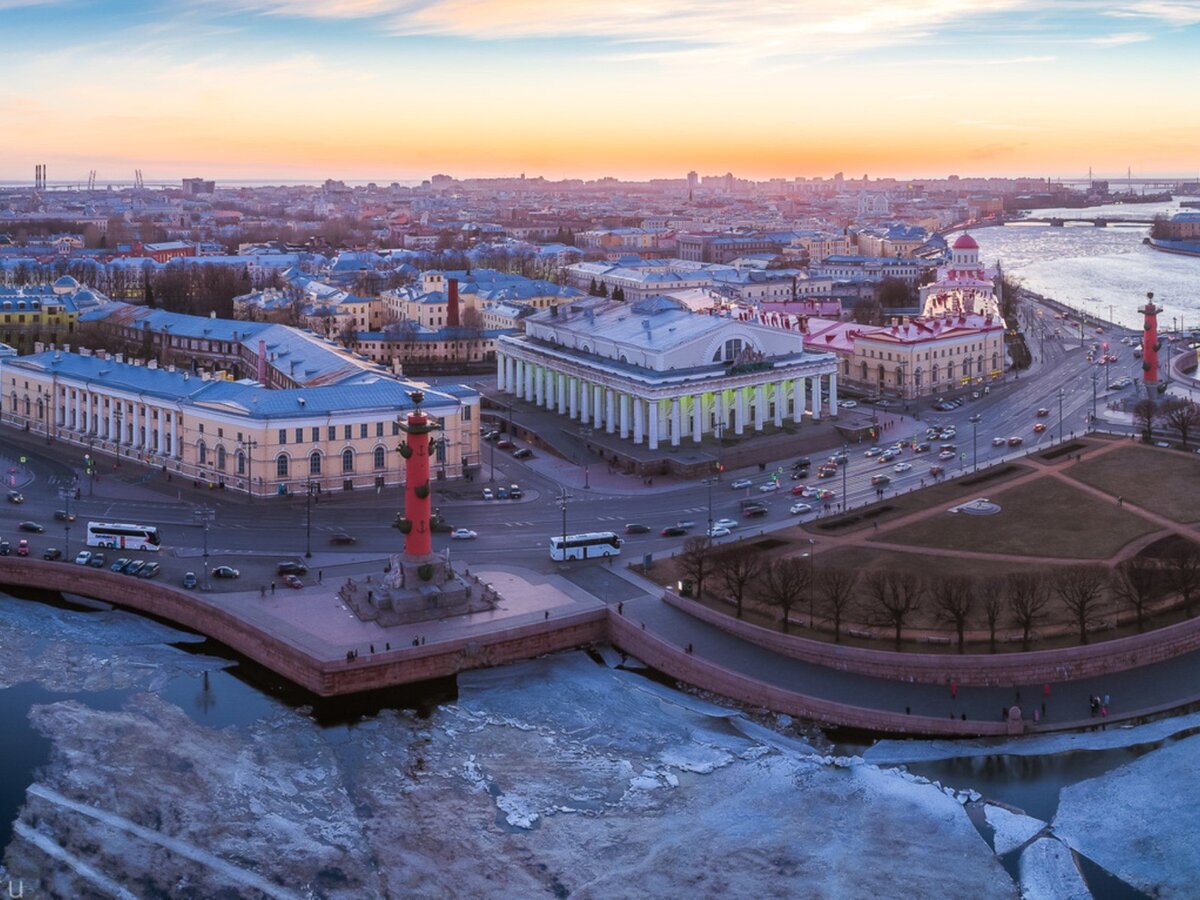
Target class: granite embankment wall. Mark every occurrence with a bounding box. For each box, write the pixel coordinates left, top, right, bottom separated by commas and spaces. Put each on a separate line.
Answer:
0, 559, 606, 696
663, 590, 1200, 686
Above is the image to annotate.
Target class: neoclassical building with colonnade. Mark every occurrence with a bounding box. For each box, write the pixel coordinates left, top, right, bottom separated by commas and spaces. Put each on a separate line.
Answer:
496, 296, 838, 451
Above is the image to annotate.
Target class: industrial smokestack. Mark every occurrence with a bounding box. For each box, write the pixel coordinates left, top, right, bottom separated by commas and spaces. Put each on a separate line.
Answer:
447, 277, 461, 328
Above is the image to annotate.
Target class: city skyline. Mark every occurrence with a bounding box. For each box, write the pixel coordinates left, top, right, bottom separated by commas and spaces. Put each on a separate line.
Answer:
2, 0, 1199, 181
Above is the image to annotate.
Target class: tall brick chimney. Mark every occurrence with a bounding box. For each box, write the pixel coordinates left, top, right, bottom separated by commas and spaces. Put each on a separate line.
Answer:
447, 278, 461, 328
257, 339, 268, 383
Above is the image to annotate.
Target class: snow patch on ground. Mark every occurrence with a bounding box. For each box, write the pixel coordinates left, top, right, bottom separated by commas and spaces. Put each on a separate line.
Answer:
1018, 838, 1090, 900
1053, 731, 1200, 898
984, 804, 1046, 855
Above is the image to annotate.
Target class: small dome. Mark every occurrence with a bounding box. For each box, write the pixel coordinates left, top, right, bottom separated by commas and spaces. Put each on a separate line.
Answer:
52, 274, 80, 294
952, 234, 979, 250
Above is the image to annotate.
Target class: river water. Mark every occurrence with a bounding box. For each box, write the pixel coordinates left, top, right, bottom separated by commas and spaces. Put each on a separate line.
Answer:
960, 196, 1200, 331
5, 590, 1195, 897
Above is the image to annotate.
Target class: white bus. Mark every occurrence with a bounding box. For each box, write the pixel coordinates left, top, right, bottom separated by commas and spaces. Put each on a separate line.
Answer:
549, 531, 623, 561
86, 522, 162, 552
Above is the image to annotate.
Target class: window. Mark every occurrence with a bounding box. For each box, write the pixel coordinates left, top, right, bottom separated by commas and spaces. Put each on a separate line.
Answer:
328, 426, 336, 441
360, 423, 368, 439
295, 428, 303, 444
374, 446, 386, 469
462, 406, 472, 422
276, 454, 289, 478
198, 440, 207, 465
216, 446, 226, 470
344, 424, 352, 440
312, 427, 320, 442
279, 429, 287, 445
237, 451, 246, 475
392, 421, 401, 436
376, 421, 384, 437
309, 451, 322, 475
342, 448, 354, 473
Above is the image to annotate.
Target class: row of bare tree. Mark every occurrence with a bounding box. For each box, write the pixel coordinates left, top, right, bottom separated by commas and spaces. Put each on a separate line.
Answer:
677, 538, 1200, 652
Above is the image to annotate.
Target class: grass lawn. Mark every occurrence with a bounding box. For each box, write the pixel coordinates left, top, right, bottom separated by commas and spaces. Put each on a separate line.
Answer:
814, 546, 1039, 582
879, 477, 1156, 560
1067, 443, 1200, 524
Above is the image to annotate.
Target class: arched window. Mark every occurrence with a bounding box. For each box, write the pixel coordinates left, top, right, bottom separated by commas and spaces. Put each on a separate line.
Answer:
37, 399, 44, 419
977, 355, 985, 376
23, 396, 30, 416
197, 440, 207, 465
931, 364, 939, 384
843, 359, 849, 375
896, 368, 904, 387
374, 446, 386, 470
963, 357, 972, 376
309, 451, 322, 475
342, 448, 354, 473
216, 445, 226, 470
9, 392, 15, 412
877, 364, 885, 385
914, 367, 923, 389
722, 338, 744, 361
992, 352, 999, 372
860, 361, 868, 380
237, 451, 246, 475
947, 362, 955, 382
276, 454, 289, 478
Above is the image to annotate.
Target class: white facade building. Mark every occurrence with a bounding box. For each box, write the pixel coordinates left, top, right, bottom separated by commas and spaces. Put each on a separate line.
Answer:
496, 297, 838, 452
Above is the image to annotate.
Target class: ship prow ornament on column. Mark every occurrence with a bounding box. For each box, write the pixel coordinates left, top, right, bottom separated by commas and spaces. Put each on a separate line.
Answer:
1141, 292, 1162, 396
342, 391, 494, 626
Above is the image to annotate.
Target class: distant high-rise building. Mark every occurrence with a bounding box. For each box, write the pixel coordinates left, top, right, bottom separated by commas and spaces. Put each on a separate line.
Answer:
181, 177, 215, 195
686, 170, 698, 196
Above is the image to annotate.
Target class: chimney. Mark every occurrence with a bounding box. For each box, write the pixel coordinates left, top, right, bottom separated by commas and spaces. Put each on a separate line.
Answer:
447, 278, 461, 328
257, 339, 268, 383
148, 359, 158, 369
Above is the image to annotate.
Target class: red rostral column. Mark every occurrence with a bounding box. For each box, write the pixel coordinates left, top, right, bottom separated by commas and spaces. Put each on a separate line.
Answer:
1141, 291, 1160, 388
399, 391, 436, 557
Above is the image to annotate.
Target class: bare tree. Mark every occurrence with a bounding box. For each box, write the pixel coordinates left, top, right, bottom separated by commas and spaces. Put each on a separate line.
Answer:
757, 557, 811, 633
1165, 540, 1200, 615
931, 574, 975, 653
864, 570, 924, 650
1111, 557, 1160, 632
715, 545, 764, 619
676, 536, 715, 601
818, 568, 860, 643
979, 577, 1006, 653
1052, 566, 1109, 645
1133, 398, 1158, 443
1157, 397, 1200, 450
1007, 573, 1050, 651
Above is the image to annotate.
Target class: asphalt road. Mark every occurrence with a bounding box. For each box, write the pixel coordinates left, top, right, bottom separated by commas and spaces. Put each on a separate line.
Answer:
0, 295, 1150, 594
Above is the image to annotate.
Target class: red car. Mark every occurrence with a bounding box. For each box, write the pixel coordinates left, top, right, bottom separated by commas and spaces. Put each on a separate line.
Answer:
496, 439, 515, 450
15, 539, 29, 557
1033, 423, 1047, 433
283, 574, 304, 589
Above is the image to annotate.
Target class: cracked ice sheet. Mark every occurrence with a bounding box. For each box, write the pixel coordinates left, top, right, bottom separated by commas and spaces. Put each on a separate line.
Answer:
0, 596, 220, 692
1053, 730, 1200, 899
1018, 838, 1090, 900
864, 708, 1200, 765
984, 804, 1045, 855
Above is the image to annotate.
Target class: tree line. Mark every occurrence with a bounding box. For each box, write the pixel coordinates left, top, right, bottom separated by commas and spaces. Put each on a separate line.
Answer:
676, 538, 1200, 651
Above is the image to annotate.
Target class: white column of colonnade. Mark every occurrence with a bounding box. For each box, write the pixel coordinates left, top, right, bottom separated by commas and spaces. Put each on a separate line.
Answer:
829, 372, 839, 417
793, 378, 805, 424
773, 381, 785, 428
810, 374, 822, 421
647, 400, 659, 450
592, 384, 603, 429
557, 373, 567, 415
632, 397, 644, 444
692, 394, 703, 443
605, 390, 615, 434
496, 353, 507, 392
619, 393, 630, 438
753, 385, 766, 431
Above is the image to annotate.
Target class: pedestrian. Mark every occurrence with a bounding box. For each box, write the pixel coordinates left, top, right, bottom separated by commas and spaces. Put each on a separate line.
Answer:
950, 680, 957, 699
961, 713, 966, 721
370, 643, 375, 654
318, 570, 323, 583
1002, 707, 1008, 721
618, 602, 624, 615
905, 706, 911, 715
544, 610, 550, 620
1103, 693, 1110, 708
1101, 705, 1108, 717
385, 642, 390, 651
686, 643, 693, 654
1043, 682, 1051, 698
420, 636, 425, 645
271, 581, 276, 595
1034, 709, 1040, 724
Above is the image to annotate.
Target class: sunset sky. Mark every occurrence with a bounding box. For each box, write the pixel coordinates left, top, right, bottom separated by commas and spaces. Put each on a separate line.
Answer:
2, 0, 1198, 183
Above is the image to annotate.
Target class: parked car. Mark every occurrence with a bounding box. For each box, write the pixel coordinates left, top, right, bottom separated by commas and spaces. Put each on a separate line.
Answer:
212, 565, 240, 579
53, 509, 75, 521
660, 525, 689, 537
16, 540, 30, 557
283, 574, 304, 589
496, 486, 509, 499
329, 532, 357, 545
6, 490, 23, 504
87, 553, 106, 568
0, 541, 8, 556
624, 523, 651, 534
182, 572, 198, 589
18, 521, 43, 533
838, 399, 858, 408
481, 488, 495, 501
450, 528, 478, 540
509, 484, 523, 499
42, 548, 62, 561
513, 448, 533, 460
124, 560, 146, 576
74, 550, 92, 566
496, 439, 515, 450
730, 478, 753, 489
138, 562, 161, 579
789, 502, 812, 515
483, 430, 501, 441
111, 557, 131, 572
276, 560, 308, 576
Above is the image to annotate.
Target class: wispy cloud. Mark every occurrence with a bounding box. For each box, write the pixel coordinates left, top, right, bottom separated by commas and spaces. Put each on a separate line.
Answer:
1083, 30, 1153, 43
1105, 1, 1200, 25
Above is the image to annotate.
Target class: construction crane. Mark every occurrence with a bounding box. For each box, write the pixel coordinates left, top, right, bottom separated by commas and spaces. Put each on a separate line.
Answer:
134, 169, 144, 190
87, 170, 96, 191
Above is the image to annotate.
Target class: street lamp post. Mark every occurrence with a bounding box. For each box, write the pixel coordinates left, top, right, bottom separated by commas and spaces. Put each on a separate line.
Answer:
556, 486, 571, 551
968, 414, 981, 473
806, 538, 817, 628
577, 426, 592, 489
840, 442, 848, 510
192, 506, 215, 591
1091, 370, 1098, 426
304, 481, 318, 558
706, 474, 716, 535
59, 486, 72, 557
1058, 387, 1065, 443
